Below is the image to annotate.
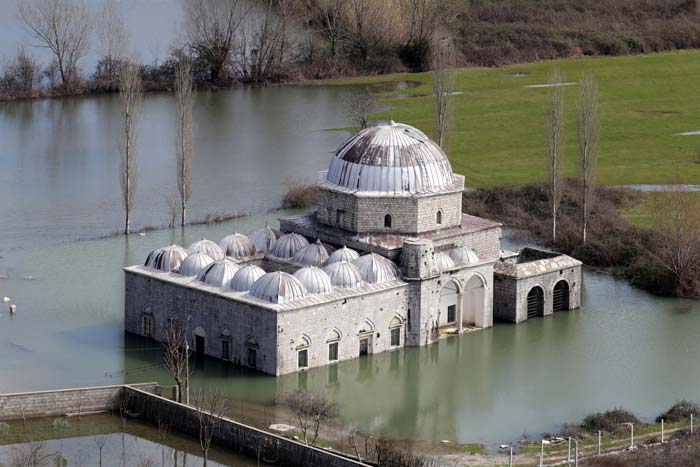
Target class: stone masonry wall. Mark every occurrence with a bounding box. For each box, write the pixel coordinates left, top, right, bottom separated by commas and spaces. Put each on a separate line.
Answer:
432, 227, 502, 262
0, 383, 158, 421
125, 270, 279, 374
125, 386, 369, 467
275, 284, 408, 374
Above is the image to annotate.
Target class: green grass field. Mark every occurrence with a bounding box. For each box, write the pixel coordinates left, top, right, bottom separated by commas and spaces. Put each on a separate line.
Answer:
316, 50, 700, 188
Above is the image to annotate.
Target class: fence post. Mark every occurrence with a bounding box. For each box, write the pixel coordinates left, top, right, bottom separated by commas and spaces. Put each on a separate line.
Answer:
692, 414, 694, 435
575, 439, 579, 467
540, 439, 544, 467
509, 446, 513, 467
598, 430, 601, 455
661, 419, 664, 443
567, 436, 571, 465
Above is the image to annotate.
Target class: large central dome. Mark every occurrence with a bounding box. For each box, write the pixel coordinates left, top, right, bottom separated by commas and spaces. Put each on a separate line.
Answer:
325, 121, 454, 194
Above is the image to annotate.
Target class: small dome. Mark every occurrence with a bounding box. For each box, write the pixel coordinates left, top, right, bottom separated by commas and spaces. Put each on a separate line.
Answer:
197, 259, 240, 288
230, 265, 266, 292
219, 233, 256, 258
325, 122, 454, 194
292, 239, 331, 266
322, 261, 363, 289
178, 252, 214, 277
145, 245, 190, 272
326, 246, 360, 265
271, 233, 309, 258
249, 271, 308, 304
352, 253, 400, 284
449, 246, 479, 265
293, 266, 333, 295
435, 251, 456, 271
248, 225, 282, 253
188, 238, 225, 261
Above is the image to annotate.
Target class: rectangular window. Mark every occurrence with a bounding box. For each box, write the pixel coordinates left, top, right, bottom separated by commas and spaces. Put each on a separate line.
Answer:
391, 327, 400, 347
298, 349, 309, 368
328, 342, 339, 362
247, 347, 257, 368
447, 305, 456, 323
221, 340, 231, 361
143, 316, 153, 337
336, 209, 345, 225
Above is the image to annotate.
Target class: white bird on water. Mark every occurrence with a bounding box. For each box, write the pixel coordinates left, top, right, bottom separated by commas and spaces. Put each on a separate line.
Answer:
2, 297, 9, 303
9, 304, 16, 314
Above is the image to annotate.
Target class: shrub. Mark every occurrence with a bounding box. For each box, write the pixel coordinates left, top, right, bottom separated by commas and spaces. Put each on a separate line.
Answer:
656, 400, 700, 423
282, 182, 317, 209
580, 408, 639, 434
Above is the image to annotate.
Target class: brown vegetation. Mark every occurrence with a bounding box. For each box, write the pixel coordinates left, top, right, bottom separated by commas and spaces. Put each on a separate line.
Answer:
582, 432, 700, 467
463, 180, 700, 298
279, 389, 337, 445
282, 180, 318, 209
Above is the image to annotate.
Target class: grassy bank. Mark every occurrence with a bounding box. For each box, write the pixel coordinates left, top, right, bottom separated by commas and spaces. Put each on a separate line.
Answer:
316, 50, 700, 188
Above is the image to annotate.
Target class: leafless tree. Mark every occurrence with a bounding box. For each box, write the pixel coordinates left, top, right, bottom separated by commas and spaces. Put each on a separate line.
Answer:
344, 0, 403, 61
174, 60, 195, 227
576, 75, 600, 244
182, 0, 247, 85
401, 0, 454, 69
239, 0, 288, 83
646, 188, 700, 296
118, 60, 143, 235
546, 67, 565, 242
118, 392, 131, 467
157, 419, 171, 467
0, 47, 41, 97
192, 388, 227, 467
303, 0, 346, 58
93, 435, 108, 467
17, 0, 92, 89
345, 88, 376, 129
9, 441, 51, 467
280, 389, 337, 445
96, 0, 127, 89
431, 34, 456, 149
163, 319, 190, 403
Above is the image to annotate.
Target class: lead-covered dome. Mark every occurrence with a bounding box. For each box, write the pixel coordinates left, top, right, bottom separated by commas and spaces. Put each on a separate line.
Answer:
326, 246, 360, 265
188, 238, 225, 261
271, 233, 309, 258
323, 261, 363, 289
219, 233, 256, 258
249, 271, 308, 304
178, 252, 214, 277
145, 245, 190, 272
248, 225, 281, 253
352, 253, 400, 284
434, 251, 456, 271
449, 246, 479, 265
294, 266, 333, 295
325, 121, 454, 194
292, 240, 331, 266
230, 265, 266, 292
197, 259, 240, 288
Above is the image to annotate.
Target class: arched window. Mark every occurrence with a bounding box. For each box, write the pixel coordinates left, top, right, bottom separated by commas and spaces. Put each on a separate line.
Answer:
436, 210, 443, 225
384, 214, 392, 228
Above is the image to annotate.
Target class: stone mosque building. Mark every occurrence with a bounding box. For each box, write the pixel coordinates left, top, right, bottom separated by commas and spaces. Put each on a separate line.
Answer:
124, 122, 582, 376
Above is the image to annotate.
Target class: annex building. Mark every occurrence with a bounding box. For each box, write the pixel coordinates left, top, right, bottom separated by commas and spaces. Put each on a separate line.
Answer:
124, 122, 582, 375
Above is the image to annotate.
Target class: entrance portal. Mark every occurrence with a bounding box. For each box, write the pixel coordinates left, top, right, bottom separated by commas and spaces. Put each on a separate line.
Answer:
195, 335, 205, 358
359, 338, 369, 356
527, 286, 545, 318
463, 275, 486, 327
553, 280, 570, 311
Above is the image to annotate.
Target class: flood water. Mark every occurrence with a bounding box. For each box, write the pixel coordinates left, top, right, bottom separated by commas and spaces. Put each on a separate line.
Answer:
1, 85, 700, 447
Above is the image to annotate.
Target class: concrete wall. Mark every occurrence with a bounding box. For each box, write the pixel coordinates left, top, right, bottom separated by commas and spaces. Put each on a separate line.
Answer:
125, 270, 279, 374
0, 383, 158, 421
276, 284, 408, 374
124, 386, 369, 467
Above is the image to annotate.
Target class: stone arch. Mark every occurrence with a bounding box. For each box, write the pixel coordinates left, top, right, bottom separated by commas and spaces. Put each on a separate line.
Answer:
297, 334, 312, 349
436, 209, 443, 225
553, 279, 570, 312
326, 327, 342, 342
221, 326, 231, 337
384, 214, 392, 228
389, 314, 404, 328
463, 274, 486, 327
526, 285, 545, 319
193, 326, 206, 337
245, 335, 259, 348
359, 318, 375, 335
439, 278, 462, 327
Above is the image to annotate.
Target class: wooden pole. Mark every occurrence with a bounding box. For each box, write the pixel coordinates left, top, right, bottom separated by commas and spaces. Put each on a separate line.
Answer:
598, 430, 602, 455
540, 439, 544, 467
661, 419, 664, 443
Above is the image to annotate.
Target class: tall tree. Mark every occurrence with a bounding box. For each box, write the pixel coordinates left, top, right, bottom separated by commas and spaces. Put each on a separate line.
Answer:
576, 75, 600, 244
182, 0, 246, 85
432, 35, 455, 149
174, 60, 195, 227
17, 0, 92, 89
96, 0, 127, 89
345, 87, 377, 129
163, 320, 190, 403
118, 61, 143, 235
546, 68, 565, 242
193, 388, 227, 467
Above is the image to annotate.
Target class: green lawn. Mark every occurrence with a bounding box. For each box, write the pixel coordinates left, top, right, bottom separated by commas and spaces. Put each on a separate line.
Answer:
315, 50, 700, 188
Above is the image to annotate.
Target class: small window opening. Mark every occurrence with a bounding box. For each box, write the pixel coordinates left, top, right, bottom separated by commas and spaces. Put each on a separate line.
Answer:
247, 347, 257, 368
390, 327, 400, 347
143, 315, 153, 337
384, 214, 392, 228
298, 349, 309, 368
221, 339, 231, 361
328, 342, 339, 362
436, 210, 443, 225
447, 305, 456, 323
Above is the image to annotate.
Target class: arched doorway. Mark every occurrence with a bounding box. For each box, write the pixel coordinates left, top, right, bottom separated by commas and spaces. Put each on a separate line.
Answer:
553, 280, 570, 312
527, 286, 545, 319
463, 275, 486, 327
439, 280, 461, 327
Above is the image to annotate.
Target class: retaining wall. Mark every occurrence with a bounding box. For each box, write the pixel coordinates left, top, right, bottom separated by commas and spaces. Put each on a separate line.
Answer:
124, 386, 369, 467
0, 383, 159, 421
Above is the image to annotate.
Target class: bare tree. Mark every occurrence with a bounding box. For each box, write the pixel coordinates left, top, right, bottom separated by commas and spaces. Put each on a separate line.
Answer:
163, 319, 190, 403
157, 420, 171, 467
9, 441, 51, 467
345, 87, 376, 129
192, 388, 227, 467
576, 75, 600, 244
118, 60, 143, 235
239, 0, 288, 83
93, 435, 108, 467
96, 0, 127, 89
280, 389, 337, 445
0, 47, 41, 97
401, 0, 454, 70
174, 60, 195, 227
17, 0, 92, 89
546, 67, 565, 242
431, 34, 456, 149
182, 0, 246, 85
303, 0, 347, 59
